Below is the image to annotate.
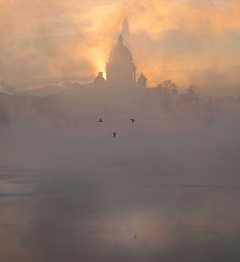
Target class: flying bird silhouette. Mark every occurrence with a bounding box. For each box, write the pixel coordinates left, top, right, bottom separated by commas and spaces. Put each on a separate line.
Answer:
111, 132, 117, 137
98, 119, 103, 122
130, 119, 135, 123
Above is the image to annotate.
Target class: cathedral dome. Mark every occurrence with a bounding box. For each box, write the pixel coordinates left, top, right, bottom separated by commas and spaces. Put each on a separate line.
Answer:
109, 35, 132, 64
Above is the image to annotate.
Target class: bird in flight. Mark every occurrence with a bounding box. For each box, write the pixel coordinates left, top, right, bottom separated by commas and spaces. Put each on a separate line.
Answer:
111, 132, 117, 137
130, 119, 135, 123
98, 119, 103, 122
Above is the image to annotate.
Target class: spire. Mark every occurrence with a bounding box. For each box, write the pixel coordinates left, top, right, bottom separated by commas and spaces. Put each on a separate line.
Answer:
122, 18, 129, 37
118, 34, 123, 45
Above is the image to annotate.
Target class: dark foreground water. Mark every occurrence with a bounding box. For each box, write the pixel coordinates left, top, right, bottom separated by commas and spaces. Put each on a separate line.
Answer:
1, 121, 240, 262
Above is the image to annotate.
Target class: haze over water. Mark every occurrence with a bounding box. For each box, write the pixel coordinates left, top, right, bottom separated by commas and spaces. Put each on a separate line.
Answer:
1, 90, 240, 261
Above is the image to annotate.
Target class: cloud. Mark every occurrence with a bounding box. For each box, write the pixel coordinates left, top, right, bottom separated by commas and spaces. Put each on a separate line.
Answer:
23, 80, 94, 96
0, 80, 16, 94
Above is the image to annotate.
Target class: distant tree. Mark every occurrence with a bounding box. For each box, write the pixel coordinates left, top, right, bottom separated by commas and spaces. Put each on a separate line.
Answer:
154, 80, 178, 113
31, 98, 49, 114
206, 99, 213, 113
182, 85, 200, 102
0, 92, 10, 125
0, 112, 9, 125
156, 80, 178, 97
186, 85, 200, 98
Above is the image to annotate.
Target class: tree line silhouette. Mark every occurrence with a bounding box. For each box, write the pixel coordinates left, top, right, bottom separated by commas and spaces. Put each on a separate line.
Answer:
0, 79, 238, 127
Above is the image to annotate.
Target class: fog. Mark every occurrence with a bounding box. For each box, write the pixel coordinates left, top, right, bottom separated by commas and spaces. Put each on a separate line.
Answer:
1, 84, 240, 261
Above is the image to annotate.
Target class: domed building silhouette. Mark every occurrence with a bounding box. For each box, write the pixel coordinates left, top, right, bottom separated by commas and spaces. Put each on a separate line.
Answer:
106, 35, 136, 87
95, 23, 147, 89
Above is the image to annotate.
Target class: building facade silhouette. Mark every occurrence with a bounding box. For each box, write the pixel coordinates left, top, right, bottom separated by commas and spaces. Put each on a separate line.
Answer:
95, 25, 147, 89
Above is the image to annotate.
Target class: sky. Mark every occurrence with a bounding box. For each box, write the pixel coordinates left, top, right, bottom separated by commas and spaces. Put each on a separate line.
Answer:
0, 0, 240, 94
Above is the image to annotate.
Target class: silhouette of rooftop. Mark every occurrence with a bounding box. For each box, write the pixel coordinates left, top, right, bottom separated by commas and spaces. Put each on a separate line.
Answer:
109, 35, 132, 64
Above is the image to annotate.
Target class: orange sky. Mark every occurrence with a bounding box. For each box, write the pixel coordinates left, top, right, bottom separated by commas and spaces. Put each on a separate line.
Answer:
0, 0, 240, 92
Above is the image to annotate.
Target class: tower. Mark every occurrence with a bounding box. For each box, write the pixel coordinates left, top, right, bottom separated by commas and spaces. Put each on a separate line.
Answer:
122, 18, 130, 39
137, 73, 147, 88
94, 72, 106, 88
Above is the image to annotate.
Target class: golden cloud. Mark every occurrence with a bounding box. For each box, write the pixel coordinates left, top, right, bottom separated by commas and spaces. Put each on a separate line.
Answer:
0, 0, 239, 90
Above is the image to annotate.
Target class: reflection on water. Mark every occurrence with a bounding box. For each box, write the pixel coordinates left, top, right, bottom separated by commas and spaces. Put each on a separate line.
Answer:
1, 170, 240, 262
12, 180, 44, 184
0, 192, 38, 197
